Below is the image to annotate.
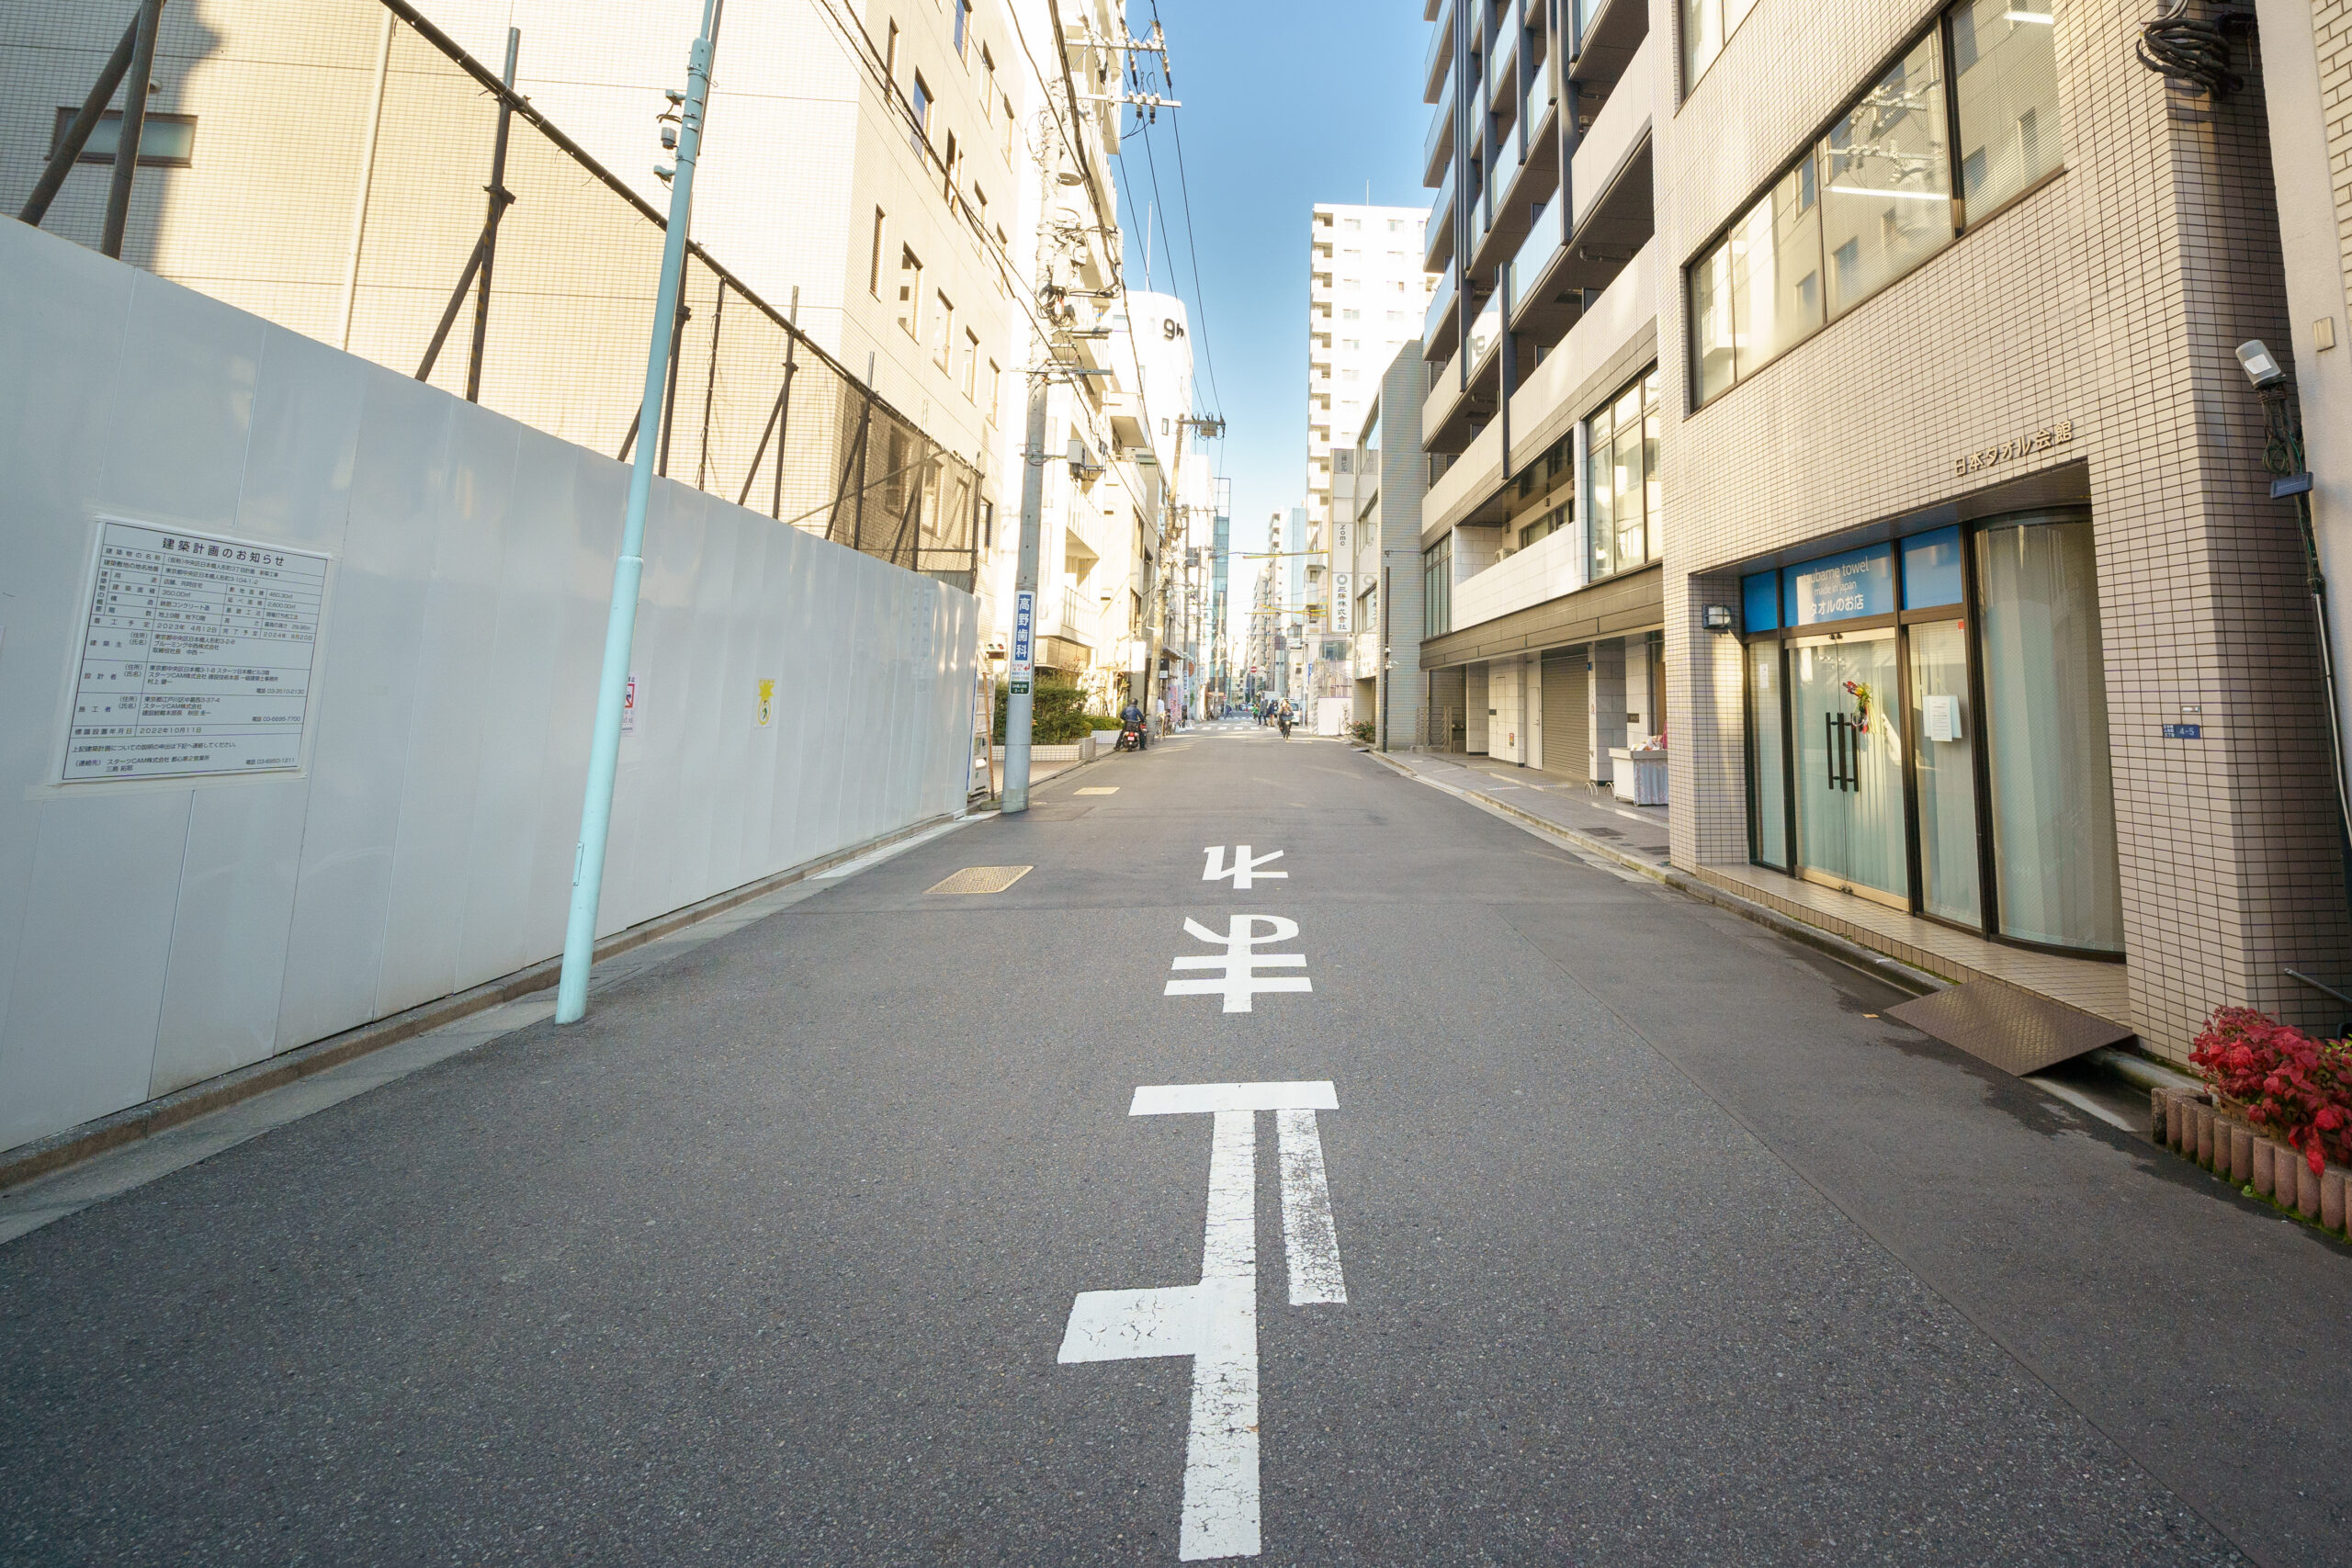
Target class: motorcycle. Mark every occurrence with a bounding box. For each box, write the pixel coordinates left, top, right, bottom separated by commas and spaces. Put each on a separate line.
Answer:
1276, 712, 1293, 739
1116, 721, 1146, 753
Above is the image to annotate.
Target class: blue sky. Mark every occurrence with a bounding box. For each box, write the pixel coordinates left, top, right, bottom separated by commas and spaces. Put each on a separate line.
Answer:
1110, 2, 1430, 563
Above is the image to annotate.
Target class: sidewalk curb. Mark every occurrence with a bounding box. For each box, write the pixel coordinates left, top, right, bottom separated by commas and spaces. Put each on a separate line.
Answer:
1367, 749, 1949, 998
0, 808, 971, 1197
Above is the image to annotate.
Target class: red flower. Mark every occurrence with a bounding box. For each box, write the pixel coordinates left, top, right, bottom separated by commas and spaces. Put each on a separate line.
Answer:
2191, 1008, 2352, 1179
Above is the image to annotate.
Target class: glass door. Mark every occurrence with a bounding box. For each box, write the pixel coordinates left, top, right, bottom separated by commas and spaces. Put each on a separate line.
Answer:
1906, 620, 1981, 926
1791, 633, 1907, 906
1748, 641, 1787, 868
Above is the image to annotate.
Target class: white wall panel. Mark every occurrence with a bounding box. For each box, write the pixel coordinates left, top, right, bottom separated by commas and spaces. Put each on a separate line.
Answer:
0, 223, 978, 1156
151, 781, 309, 1094
0, 226, 129, 1091
0, 792, 190, 1150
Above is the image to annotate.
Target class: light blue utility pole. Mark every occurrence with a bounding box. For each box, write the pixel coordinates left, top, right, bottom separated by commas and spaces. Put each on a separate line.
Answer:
556, 0, 722, 1024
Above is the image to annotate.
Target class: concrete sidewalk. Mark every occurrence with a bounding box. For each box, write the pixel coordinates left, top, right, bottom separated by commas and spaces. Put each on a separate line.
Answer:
1383, 750, 1671, 866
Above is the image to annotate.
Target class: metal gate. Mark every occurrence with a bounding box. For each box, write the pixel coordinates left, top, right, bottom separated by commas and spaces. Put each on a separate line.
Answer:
1540, 648, 1585, 781
1425, 667, 1467, 750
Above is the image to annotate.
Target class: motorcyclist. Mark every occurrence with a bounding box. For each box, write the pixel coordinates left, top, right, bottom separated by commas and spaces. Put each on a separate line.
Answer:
1121, 696, 1148, 750
1276, 698, 1294, 739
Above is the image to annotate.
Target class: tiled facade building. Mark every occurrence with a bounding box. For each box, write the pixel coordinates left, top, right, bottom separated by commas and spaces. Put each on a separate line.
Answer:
1419, 0, 2352, 1060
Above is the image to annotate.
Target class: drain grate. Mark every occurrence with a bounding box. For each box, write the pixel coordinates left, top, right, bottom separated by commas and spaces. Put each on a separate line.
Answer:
1886, 978, 2132, 1076
925, 864, 1034, 895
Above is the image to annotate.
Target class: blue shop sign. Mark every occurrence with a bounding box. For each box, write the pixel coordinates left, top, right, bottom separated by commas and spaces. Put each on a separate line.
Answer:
1741, 570, 1780, 632
1783, 544, 1894, 626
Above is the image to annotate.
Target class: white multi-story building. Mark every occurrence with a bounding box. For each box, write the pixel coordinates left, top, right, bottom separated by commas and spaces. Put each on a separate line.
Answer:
1306, 203, 1431, 713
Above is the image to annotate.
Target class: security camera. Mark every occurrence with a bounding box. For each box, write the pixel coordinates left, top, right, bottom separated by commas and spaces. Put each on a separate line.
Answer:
2237, 340, 2286, 389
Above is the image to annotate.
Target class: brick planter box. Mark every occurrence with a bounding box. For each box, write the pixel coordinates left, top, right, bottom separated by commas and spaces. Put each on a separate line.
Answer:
2155, 1086, 2348, 1235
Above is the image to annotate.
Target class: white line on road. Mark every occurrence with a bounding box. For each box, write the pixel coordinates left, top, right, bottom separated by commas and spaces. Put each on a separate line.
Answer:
1058, 1082, 1347, 1560
1202, 845, 1287, 888
1165, 916, 1313, 1013
1132, 1081, 1339, 1115
1275, 1109, 1346, 1305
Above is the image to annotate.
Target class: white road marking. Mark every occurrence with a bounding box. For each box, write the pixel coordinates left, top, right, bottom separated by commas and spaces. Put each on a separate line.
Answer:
1133, 1080, 1339, 1116
1059, 1082, 1347, 1560
1275, 1110, 1346, 1305
1165, 916, 1313, 1013
1202, 845, 1287, 888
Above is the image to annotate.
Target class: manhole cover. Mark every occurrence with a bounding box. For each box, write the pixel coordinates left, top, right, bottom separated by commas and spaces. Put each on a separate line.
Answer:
925, 865, 1034, 895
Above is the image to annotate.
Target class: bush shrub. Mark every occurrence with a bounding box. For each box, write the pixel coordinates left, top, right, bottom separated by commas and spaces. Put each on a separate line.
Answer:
2189, 1007, 2352, 1177
992, 678, 1108, 744
1347, 719, 1376, 746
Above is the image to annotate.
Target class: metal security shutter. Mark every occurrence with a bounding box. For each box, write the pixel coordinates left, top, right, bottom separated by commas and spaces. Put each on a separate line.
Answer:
1540, 648, 1585, 780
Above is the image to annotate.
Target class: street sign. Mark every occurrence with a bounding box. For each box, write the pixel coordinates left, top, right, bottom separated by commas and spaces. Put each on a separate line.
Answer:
1010, 588, 1035, 694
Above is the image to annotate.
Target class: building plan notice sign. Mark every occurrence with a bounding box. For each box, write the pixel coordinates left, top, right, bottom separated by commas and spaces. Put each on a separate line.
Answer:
63, 520, 329, 782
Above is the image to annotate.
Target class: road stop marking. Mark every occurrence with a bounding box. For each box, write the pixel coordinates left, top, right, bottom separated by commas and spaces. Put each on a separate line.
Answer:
1202, 846, 1286, 888
1058, 1081, 1347, 1561
1165, 916, 1312, 1013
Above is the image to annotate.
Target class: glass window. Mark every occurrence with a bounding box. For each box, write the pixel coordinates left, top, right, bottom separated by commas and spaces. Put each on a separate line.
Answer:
955, 0, 970, 56
896, 246, 922, 337
1901, 525, 1964, 607
1733, 163, 1824, 377
1423, 535, 1453, 638
1818, 33, 1953, 316
51, 108, 196, 167
1690, 239, 1736, 403
932, 291, 953, 367
1684, 0, 1724, 88
1742, 570, 1780, 631
1951, 0, 2063, 220
1782, 544, 1894, 625
1976, 513, 2122, 952
1585, 369, 1661, 580
910, 74, 932, 149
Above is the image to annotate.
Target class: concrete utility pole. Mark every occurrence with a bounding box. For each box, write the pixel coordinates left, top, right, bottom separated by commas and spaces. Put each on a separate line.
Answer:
556, 0, 722, 1024
1002, 375, 1048, 813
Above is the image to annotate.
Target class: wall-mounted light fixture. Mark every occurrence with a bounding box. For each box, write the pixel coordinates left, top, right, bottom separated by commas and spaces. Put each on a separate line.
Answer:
2237, 340, 2286, 389
1702, 604, 1736, 633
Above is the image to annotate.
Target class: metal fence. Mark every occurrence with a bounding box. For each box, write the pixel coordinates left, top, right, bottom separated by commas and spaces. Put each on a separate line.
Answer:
28, 0, 978, 590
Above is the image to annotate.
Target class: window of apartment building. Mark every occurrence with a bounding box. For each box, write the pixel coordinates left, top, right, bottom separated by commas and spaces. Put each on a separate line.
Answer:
1341, 367, 1360, 381
943, 130, 960, 199
897, 246, 924, 337
962, 328, 980, 397
910, 73, 933, 148
1343, 217, 1361, 231
1423, 536, 1453, 638
868, 208, 888, 296
1342, 276, 1360, 290
986, 358, 1001, 423
972, 184, 988, 228
1585, 367, 1661, 581
1001, 94, 1016, 159
1386, 218, 1405, 232
1341, 308, 1360, 321
1521, 503, 1569, 550
955, 0, 971, 57
981, 48, 997, 105
50, 108, 196, 166
1682, 0, 1758, 91
885, 20, 899, 82
1334, 450, 1353, 474
1385, 310, 1406, 323
1689, 0, 2062, 406
933, 291, 955, 367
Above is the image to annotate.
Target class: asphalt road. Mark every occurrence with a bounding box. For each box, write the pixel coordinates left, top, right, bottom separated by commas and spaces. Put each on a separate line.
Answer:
5, 724, 2349, 1566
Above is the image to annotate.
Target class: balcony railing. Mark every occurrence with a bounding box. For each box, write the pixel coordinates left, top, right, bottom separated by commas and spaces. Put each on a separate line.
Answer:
1466, 291, 1502, 373
1424, 265, 1457, 344
1422, 0, 1455, 102
1508, 205, 1560, 313
1424, 74, 1455, 182
1426, 162, 1457, 269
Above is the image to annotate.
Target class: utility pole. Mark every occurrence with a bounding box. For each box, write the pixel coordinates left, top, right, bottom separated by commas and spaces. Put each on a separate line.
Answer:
1002, 374, 1047, 813
556, 0, 722, 1024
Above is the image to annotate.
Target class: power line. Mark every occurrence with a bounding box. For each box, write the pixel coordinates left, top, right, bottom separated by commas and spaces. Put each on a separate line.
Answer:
1146, 0, 1225, 423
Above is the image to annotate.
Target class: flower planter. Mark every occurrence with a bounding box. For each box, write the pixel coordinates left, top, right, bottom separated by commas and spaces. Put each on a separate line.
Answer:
2155, 1086, 2349, 1237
